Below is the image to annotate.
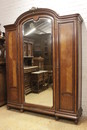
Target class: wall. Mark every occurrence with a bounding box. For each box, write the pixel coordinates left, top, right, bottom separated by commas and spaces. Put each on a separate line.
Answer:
0, 0, 87, 116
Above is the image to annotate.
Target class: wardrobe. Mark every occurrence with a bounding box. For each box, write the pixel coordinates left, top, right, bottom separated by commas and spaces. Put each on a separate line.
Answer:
4, 8, 83, 123
0, 38, 6, 106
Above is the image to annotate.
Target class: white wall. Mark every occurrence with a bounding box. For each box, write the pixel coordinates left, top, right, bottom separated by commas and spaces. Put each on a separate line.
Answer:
0, 0, 87, 116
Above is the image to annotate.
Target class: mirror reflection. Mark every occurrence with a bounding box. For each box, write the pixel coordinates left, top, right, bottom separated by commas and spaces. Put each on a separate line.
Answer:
22, 18, 53, 107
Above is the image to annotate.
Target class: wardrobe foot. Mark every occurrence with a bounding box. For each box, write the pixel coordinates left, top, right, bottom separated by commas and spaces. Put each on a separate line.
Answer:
7, 106, 10, 110
55, 116, 59, 120
20, 109, 24, 113
75, 119, 78, 124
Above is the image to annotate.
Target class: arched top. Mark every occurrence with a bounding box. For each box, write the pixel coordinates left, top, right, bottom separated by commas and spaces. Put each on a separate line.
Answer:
15, 8, 59, 25
4, 8, 83, 29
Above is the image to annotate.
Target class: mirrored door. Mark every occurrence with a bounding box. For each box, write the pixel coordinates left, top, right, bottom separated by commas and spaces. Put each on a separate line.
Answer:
22, 17, 53, 107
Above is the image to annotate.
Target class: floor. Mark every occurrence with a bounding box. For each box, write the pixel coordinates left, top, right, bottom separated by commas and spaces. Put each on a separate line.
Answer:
25, 87, 53, 107
0, 106, 87, 130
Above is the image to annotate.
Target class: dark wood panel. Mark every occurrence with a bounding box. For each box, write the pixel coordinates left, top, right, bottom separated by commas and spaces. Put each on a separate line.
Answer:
59, 22, 74, 111
7, 30, 18, 102
9, 88, 18, 102
8, 31, 17, 88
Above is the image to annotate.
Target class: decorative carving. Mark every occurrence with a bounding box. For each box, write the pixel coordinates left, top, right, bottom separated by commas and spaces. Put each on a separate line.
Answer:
29, 7, 38, 11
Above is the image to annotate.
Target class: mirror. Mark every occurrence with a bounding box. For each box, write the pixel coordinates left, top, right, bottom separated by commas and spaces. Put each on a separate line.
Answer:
22, 17, 53, 107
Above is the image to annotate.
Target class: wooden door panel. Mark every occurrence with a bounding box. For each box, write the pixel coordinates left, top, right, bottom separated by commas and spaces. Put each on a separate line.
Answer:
7, 30, 18, 102
59, 22, 75, 111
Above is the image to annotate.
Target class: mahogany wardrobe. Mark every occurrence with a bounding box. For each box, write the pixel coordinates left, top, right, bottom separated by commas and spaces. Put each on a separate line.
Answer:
4, 8, 83, 123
